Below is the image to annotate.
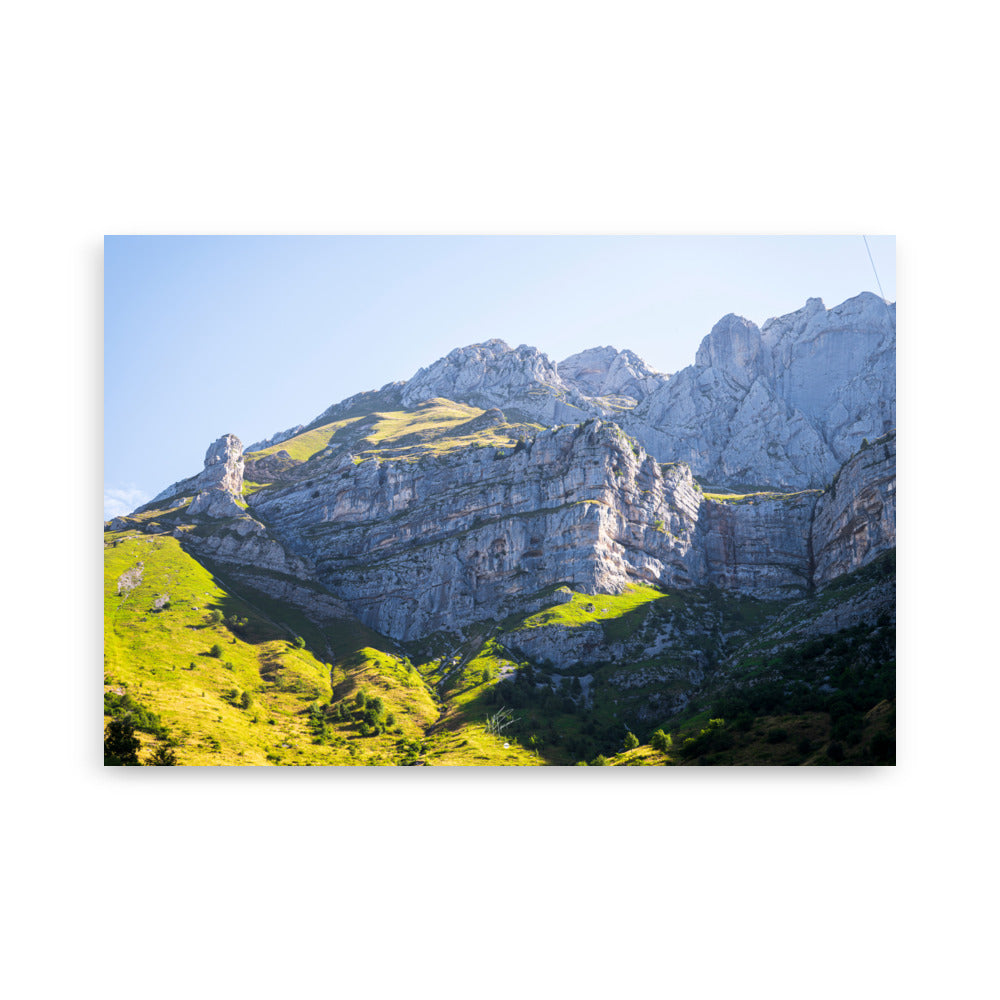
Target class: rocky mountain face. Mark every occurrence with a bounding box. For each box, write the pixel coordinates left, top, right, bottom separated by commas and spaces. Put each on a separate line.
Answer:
241, 419, 893, 639
399, 340, 598, 425
112, 289, 895, 703
623, 293, 895, 488
152, 433, 245, 504
250, 421, 701, 639
557, 346, 666, 403
812, 432, 896, 585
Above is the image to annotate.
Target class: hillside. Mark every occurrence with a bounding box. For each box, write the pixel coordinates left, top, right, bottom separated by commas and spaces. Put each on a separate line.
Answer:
105, 292, 896, 766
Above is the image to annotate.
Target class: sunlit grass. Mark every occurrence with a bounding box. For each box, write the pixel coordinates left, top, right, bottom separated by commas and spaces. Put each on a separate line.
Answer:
244, 417, 363, 463
702, 489, 824, 503
518, 584, 667, 631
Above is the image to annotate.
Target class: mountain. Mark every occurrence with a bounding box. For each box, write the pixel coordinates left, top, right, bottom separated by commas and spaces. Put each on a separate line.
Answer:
625, 293, 895, 488
105, 292, 896, 766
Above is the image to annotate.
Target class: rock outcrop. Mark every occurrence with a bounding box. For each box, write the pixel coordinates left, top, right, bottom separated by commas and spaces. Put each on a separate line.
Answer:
152, 434, 245, 504
694, 493, 818, 594
400, 340, 599, 425
812, 432, 896, 585
557, 346, 666, 403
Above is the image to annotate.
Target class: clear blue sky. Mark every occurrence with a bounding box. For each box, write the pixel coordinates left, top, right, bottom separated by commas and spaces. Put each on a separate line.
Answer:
104, 235, 894, 517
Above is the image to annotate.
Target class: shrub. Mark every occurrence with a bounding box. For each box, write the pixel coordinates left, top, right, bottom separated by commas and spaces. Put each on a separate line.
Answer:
623, 731, 640, 750
767, 728, 788, 744
105, 715, 141, 765
147, 742, 177, 766
240, 691, 252, 710
828, 741, 845, 762
207, 610, 223, 625
293, 636, 306, 649
104, 691, 165, 737
209, 644, 223, 658
590, 755, 609, 766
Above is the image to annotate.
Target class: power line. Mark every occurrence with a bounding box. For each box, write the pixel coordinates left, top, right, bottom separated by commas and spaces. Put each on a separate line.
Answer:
862, 235, 895, 329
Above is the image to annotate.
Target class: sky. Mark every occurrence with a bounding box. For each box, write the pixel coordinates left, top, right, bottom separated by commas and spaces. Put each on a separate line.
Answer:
104, 235, 894, 517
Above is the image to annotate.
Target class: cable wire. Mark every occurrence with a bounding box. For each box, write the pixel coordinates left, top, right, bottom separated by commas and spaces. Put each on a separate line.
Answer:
862, 235, 895, 329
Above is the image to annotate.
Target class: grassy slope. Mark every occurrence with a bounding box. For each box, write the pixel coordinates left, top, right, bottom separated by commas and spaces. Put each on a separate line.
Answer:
104, 532, 452, 765
246, 417, 364, 462
517, 584, 666, 633
106, 532, 337, 764
105, 528, 894, 766
104, 529, 548, 765
245, 399, 539, 471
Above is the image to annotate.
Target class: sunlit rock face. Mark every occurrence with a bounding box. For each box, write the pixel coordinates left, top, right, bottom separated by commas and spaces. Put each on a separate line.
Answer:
249, 422, 706, 639
399, 340, 597, 425
151, 433, 245, 504
557, 346, 667, 403
623, 292, 895, 488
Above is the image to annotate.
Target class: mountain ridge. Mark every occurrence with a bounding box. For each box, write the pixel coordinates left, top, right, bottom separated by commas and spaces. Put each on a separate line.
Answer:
105, 289, 896, 766
242, 291, 893, 490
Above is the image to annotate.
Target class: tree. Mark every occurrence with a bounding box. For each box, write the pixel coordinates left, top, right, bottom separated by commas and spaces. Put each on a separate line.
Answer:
105, 715, 141, 765
623, 731, 640, 750
650, 729, 671, 752
147, 742, 177, 766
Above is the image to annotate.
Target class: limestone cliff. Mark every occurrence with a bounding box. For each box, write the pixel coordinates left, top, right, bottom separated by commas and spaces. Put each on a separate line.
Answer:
812, 432, 896, 585
624, 293, 895, 488
248, 422, 703, 639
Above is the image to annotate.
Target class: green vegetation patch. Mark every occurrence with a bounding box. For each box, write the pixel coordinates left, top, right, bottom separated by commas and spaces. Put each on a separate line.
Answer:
518, 583, 667, 634
245, 417, 365, 463
702, 489, 824, 504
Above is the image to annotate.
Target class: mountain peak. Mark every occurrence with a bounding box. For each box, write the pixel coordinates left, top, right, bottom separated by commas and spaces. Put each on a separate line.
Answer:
558, 346, 665, 401
695, 313, 762, 371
